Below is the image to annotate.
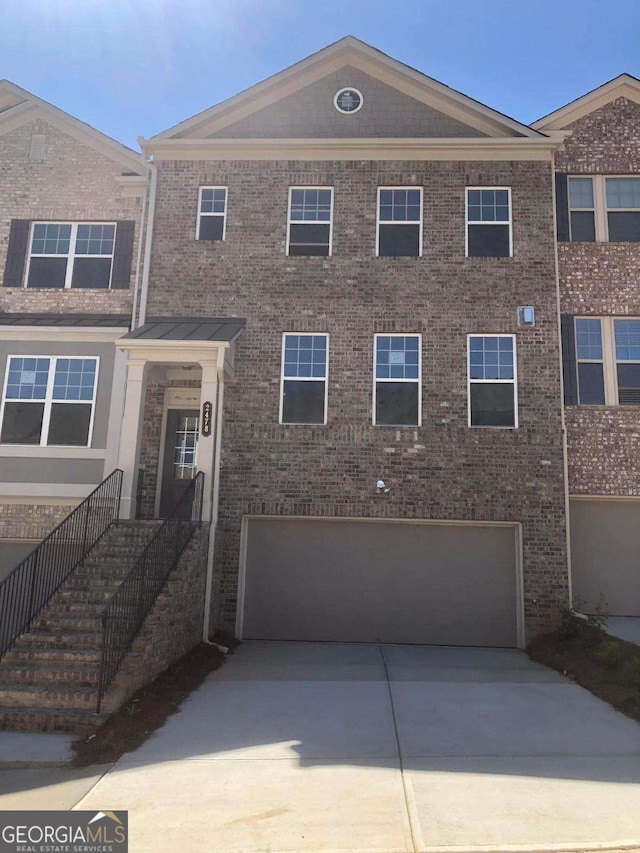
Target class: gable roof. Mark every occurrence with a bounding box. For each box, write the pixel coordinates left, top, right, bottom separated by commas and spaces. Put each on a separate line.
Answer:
148, 36, 544, 142
0, 79, 147, 175
532, 73, 640, 130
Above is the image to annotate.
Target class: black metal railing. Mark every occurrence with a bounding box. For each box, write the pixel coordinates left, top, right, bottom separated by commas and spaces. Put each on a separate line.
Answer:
96, 472, 204, 712
0, 469, 123, 659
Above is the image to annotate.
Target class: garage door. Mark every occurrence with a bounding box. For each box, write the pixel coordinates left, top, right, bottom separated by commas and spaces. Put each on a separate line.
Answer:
241, 518, 520, 647
570, 499, 640, 616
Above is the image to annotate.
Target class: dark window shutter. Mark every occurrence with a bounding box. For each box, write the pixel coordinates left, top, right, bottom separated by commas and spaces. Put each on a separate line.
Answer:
560, 314, 578, 405
3, 220, 30, 287
555, 173, 570, 242
111, 220, 135, 289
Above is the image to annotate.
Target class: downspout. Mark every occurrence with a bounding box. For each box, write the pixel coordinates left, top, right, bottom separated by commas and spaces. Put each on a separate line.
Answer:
137, 158, 158, 327
203, 346, 227, 643
130, 163, 150, 331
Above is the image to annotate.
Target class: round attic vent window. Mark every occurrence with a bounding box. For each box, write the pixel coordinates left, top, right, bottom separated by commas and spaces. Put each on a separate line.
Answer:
334, 88, 363, 114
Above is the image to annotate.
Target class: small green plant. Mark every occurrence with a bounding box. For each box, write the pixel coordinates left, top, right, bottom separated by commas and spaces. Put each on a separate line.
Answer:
559, 606, 579, 640
587, 593, 610, 631
592, 638, 626, 669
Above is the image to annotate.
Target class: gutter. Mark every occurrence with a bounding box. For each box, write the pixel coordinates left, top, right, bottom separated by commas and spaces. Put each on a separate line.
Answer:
130, 165, 150, 331
136, 158, 158, 327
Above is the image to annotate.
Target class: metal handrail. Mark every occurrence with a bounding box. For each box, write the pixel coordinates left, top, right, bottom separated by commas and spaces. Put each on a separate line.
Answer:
0, 469, 123, 658
96, 472, 205, 712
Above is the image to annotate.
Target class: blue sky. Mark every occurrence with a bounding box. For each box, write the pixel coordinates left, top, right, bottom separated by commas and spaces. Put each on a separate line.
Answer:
1, 0, 639, 149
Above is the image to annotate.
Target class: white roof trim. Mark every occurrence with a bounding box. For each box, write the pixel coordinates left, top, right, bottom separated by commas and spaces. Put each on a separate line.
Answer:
0, 79, 148, 175
532, 74, 640, 130
148, 36, 543, 142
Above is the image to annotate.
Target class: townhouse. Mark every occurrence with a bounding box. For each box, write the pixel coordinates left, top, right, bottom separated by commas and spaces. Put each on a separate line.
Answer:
0, 39, 638, 676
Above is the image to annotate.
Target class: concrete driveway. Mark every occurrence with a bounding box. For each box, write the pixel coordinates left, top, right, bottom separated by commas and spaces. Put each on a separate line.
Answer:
75, 642, 640, 852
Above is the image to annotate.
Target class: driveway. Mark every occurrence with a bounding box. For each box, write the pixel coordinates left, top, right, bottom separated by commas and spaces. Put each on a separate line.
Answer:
75, 642, 640, 852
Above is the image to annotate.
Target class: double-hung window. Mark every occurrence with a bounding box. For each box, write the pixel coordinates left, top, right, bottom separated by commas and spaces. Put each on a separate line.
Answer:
468, 336, 517, 427
197, 187, 227, 241
574, 317, 640, 405
287, 188, 333, 256
373, 335, 421, 426
376, 188, 422, 257
280, 334, 328, 424
567, 177, 640, 242
0, 356, 98, 446
27, 223, 115, 289
466, 188, 512, 257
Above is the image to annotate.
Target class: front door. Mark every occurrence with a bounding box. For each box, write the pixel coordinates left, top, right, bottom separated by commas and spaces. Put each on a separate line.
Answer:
159, 409, 199, 517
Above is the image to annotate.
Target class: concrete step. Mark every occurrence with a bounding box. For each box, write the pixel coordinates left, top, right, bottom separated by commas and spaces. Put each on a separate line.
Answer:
0, 684, 98, 711
0, 706, 104, 734
0, 663, 99, 688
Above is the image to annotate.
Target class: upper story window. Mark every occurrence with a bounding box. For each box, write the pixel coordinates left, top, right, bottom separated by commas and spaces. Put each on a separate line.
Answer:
0, 356, 98, 446
468, 335, 517, 427
373, 334, 421, 426
573, 317, 640, 405
197, 187, 227, 241
27, 223, 115, 289
280, 333, 328, 424
466, 188, 512, 258
376, 188, 422, 257
567, 176, 640, 242
287, 188, 333, 256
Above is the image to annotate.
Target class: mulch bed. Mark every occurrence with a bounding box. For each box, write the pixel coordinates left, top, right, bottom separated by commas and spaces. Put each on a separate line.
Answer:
72, 636, 238, 767
528, 614, 640, 724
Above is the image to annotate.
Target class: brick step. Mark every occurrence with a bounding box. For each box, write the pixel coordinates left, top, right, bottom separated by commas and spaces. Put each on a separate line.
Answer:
53, 589, 118, 605
38, 602, 106, 618
12, 631, 103, 650
0, 706, 104, 735
2, 647, 101, 666
65, 575, 125, 591
0, 684, 98, 711
30, 613, 103, 632
0, 663, 99, 688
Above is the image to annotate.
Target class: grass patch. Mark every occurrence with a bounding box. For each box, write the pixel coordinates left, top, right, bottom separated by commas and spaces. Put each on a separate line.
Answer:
72, 636, 238, 767
528, 615, 640, 724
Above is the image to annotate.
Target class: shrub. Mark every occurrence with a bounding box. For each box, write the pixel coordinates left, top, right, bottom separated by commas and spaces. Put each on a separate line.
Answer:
592, 639, 626, 669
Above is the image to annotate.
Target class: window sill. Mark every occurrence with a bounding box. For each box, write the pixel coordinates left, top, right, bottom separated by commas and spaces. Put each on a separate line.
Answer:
0, 446, 104, 458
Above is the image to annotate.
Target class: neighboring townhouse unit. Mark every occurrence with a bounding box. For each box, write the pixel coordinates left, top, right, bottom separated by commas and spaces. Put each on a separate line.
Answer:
0, 80, 147, 569
127, 36, 570, 649
534, 75, 640, 619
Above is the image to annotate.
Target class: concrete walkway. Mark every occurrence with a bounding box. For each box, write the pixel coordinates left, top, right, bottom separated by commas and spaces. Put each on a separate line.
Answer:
71, 641, 640, 852
607, 615, 640, 645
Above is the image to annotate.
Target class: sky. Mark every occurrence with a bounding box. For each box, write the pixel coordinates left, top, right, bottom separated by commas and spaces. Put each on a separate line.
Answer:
1, 0, 639, 150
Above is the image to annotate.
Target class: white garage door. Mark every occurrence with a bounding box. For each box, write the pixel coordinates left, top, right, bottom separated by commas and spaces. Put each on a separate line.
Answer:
240, 518, 522, 647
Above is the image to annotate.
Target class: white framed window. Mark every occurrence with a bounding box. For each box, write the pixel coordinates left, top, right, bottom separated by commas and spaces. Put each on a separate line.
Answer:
373, 334, 421, 426
197, 187, 227, 241
468, 335, 517, 428
26, 223, 116, 289
0, 356, 99, 446
568, 176, 640, 243
286, 188, 333, 256
575, 317, 640, 405
376, 188, 423, 257
466, 188, 512, 258
280, 333, 328, 425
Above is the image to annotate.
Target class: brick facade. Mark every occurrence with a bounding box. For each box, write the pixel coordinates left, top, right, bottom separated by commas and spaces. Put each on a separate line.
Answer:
145, 156, 568, 640
0, 502, 73, 540
557, 97, 640, 495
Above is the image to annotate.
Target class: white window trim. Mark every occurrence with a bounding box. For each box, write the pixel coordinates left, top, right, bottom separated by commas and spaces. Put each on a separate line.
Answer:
574, 316, 640, 406
25, 222, 116, 290
334, 88, 364, 114
465, 187, 513, 258
467, 334, 518, 429
375, 187, 423, 258
279, 332, 329, 426
196, 186, 228, 241
372, 333, 422, 427
286, 187, 334, 257
569, 176, 640, 242
0, 355, 99, 448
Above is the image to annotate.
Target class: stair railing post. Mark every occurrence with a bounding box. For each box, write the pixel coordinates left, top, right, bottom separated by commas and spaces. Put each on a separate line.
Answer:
26, 551, 39, 635
80, 497, 91, 566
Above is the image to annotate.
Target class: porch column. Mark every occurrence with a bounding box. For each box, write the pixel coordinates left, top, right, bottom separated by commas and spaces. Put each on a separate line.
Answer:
197, 359, 219, 523
117, 357, 149, 520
